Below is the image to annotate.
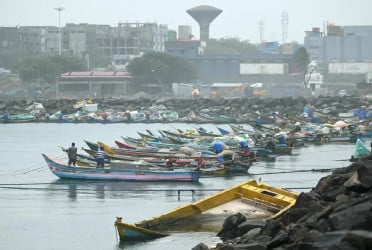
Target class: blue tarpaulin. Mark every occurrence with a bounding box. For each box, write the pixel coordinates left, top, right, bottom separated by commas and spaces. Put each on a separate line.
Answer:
353, 109, 367, 120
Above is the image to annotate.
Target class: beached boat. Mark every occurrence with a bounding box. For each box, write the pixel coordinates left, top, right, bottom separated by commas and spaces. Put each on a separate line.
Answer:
42, 154, 202, 182
114, 179, 297, 241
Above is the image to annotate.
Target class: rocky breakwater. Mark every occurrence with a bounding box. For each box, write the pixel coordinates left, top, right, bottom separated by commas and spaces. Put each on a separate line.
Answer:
1, 96, 372, 123
193, 159, 372, 250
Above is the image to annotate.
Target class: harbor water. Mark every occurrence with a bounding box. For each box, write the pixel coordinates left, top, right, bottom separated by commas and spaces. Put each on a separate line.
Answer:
0, 123, 356, 250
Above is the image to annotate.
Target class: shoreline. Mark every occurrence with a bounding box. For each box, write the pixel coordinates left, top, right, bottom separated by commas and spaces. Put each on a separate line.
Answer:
1, 96, 371, 124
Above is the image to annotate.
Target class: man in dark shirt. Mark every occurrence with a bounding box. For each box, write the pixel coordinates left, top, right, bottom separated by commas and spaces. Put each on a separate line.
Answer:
67, 142, 77, 166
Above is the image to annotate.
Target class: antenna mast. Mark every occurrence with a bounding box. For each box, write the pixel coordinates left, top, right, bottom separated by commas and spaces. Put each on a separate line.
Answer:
281, 11, 288, 45
259, 21, 265, 44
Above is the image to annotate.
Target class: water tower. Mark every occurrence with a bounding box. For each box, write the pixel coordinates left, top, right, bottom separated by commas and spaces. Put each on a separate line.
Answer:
186, 5, 222, 41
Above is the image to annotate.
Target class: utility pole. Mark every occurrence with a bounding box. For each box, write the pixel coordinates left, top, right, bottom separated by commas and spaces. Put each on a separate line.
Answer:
281, 11, 289, 45
54, 6, 65, 56
259, 21, 265, 44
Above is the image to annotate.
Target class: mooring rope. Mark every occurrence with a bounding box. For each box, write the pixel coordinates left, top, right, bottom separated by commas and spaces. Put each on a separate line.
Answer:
0, 184, 313, 192
249, 168, 334, 175
0, 154, 66, 177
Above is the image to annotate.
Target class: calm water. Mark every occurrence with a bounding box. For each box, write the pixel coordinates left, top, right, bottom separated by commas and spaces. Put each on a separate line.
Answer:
0, 123, 355, 250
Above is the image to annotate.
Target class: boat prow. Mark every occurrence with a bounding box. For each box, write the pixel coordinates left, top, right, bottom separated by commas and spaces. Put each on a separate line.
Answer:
115, 179, 297, 241
115, 217, 169, 240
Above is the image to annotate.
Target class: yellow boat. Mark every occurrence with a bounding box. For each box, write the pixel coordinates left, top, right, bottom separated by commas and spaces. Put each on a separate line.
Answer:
114, 179, 297, 241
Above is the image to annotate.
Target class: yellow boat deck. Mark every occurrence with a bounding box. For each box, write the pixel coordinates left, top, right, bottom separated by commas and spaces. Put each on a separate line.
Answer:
115, 179, 297, 240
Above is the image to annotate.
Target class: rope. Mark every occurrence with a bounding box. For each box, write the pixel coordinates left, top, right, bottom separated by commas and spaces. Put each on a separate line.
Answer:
0, 154, 66, 177
249, 168, 334, 175
0, 185, 313, 192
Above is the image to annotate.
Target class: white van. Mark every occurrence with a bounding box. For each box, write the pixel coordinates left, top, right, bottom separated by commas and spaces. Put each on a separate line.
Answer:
338, 89, 348, 97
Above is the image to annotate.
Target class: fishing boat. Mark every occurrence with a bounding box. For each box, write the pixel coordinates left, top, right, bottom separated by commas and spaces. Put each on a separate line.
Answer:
159, 129, 199, 139
42, 154, 202, 182
114, 179, 297, 241
216, 126, 232, 136
114, 140, 137, 149
229, 124, 255, 134
196, 127, 221, 137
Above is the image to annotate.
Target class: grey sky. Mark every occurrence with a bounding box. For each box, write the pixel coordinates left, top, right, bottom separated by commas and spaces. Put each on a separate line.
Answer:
1, 0, 371, 43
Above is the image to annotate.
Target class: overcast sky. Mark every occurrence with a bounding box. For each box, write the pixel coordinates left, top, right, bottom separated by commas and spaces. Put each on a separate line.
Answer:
1, 0, 372, 43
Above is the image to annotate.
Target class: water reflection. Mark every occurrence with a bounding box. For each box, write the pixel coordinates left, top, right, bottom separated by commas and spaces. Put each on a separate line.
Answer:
116, 232, 220, 250
68, 182, 77, 201
46, 179, 206, 202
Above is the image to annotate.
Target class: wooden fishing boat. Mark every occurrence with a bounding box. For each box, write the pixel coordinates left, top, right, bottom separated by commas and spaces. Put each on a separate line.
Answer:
98, 141, 185, 158
121, 136, 146, 147
84, 140, 100, 151
114, 140, 137, 149
114, 179, 297, 241
159, 129, 200, 139
83, 147, 193, 168
194, 112, 215, 122
216, 127, 232, 136
166, 135, 192, 145
137, 131, 159, 142
42, 154, 202, 182
196, 127, 221, 137
145, 140, 183, 149
201, 160, 252, 176
273, 144, 293, 155
229, 124, 255, 134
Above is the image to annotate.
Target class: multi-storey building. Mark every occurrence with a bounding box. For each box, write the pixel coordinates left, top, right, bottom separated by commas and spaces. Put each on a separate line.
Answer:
304, 25, 372, 72
18, 26, 63, 55
14, 22, 168, 65
0, 27, 18, 52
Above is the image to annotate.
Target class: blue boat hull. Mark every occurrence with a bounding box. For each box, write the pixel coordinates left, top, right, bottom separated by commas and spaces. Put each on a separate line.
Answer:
42, 154, 202, 182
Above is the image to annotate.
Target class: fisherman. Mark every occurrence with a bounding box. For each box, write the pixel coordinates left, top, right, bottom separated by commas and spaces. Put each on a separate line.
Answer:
287, 132, 297, 147
95, 146, 106, 168
67, 142, 77, 166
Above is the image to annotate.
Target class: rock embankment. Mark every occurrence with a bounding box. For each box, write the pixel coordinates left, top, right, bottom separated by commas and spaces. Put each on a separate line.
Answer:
196, 159, 372, 250
1, 96, 372, 122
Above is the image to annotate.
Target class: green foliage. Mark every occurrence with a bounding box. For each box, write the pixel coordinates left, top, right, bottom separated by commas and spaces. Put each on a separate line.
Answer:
0, 48, 27, 71
17, 55, 87, 84
204, 38, 260, 56
86, 49, 111, 68
292, 47, 310, 74
126, 52, 198, 85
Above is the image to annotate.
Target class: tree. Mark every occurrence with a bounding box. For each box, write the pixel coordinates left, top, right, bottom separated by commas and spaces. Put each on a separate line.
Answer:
204, 38, 260, 56
126, 52, 198, 87
86, 48, 111, 69
292, 47, 310, 75
17, 55, 86, 85
0, 48, 28, 71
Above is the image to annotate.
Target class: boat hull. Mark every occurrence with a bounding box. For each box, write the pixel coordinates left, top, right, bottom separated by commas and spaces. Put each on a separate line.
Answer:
115, 219, 168, 240
42, 154, 202, 182
115, 179, 297, 241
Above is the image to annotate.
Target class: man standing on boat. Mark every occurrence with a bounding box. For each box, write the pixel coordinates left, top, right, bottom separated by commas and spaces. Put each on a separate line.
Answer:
67, 142, 77, 166
96, 146, 106, 168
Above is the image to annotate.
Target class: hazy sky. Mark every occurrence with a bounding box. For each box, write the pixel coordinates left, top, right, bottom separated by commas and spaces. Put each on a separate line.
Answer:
1, 0, 372, 43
